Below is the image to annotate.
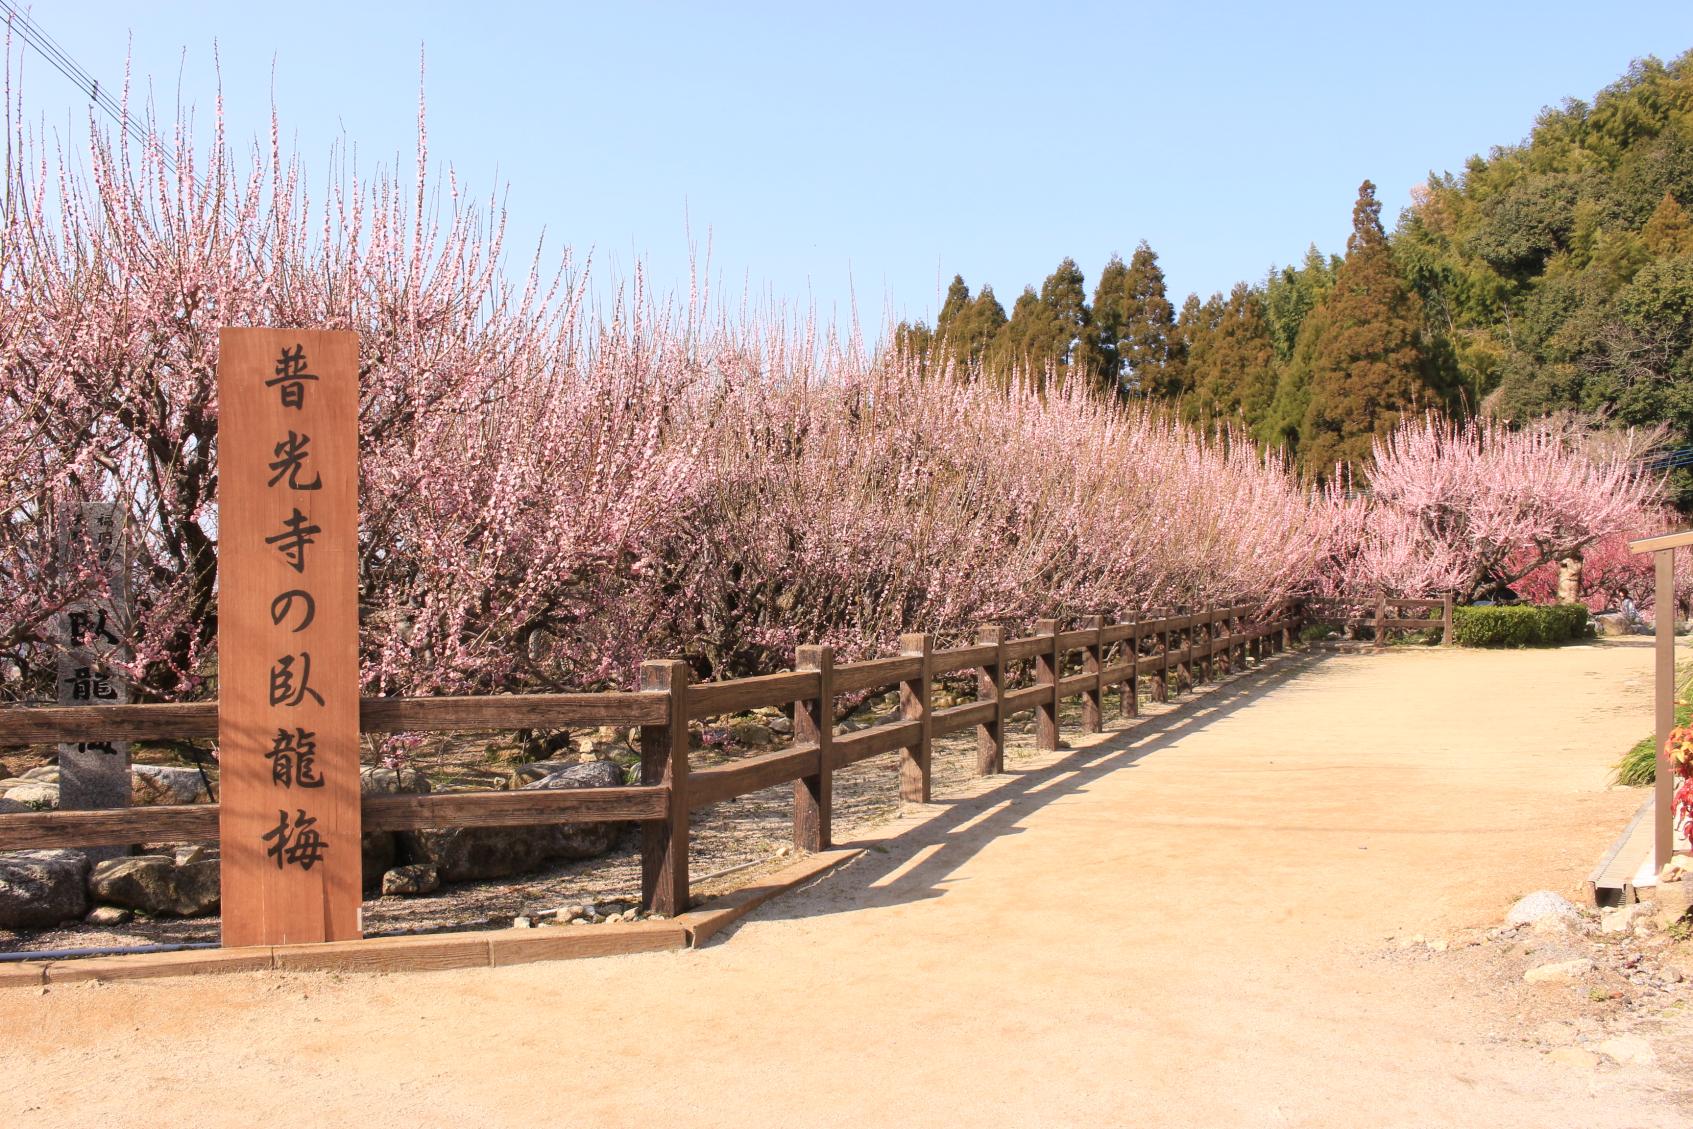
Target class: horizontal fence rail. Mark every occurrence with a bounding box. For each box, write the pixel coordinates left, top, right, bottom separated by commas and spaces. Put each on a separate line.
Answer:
0, 600, 1305, 924
1302, 591, 1454, 647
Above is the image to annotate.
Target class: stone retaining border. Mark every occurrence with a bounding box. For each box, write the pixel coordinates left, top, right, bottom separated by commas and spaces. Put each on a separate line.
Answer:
0, 848, 861, 987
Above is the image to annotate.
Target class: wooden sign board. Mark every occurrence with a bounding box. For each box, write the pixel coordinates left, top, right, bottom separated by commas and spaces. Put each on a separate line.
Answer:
217, 328, 362, 946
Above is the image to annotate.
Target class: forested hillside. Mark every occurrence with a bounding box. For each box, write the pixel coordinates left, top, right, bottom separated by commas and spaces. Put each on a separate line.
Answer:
896, 50, 1693, 492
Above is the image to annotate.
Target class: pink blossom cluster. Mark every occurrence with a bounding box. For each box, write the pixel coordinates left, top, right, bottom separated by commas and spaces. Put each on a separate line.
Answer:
1323, 417, 1664, 603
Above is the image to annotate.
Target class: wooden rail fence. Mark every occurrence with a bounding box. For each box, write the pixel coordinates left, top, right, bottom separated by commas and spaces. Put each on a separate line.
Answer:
0, 600, 1302, 925
1301, 592, 1454, 647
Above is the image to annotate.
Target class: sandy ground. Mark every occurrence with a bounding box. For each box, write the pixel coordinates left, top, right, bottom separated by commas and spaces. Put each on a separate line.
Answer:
3, 639, 1688, 1128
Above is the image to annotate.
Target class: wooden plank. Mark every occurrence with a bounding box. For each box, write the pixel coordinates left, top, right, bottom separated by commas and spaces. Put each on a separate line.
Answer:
688, 670, 820, 721
792, 645, 833, 852
486, 922, 689, 966
933, 698, 994, 737
690, 745, 821, 809
899, 633, 932, 803
832, 655, 923, 695
0, 804, 218, 850
217, 327, 363, 947
1100, 621, 1139, 645
677, 848, 862, 947
1057, 673, 1097, 699
1630, 528, 1693, 554
362, 692, 666, 732
1002, 685, 1048, 715
1055, 628, 1095, 651
273, 933, 491, 974
0, 692, 670, 747
976, 625, 1005, 776
932, 642, 996, 673
641, 660, 691, 918
1002, 635, 1051, 662
362, 786, 669, 832
1100, 659, 1136, 686
0, 963, 46, 989
0, 702, 217, 746
833, 720, 923, 766
45, 946, 274, 984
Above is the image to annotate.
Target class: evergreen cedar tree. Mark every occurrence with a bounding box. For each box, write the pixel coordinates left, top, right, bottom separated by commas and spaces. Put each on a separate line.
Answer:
895, 50, 1693, 485
1296, 180, 1455, 473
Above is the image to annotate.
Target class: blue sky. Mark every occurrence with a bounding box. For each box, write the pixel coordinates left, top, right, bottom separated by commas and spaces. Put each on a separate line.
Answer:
10, 2, 1693, 338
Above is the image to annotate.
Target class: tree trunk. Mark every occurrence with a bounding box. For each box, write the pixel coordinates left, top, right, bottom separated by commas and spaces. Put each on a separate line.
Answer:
1556, 554, 1583, 604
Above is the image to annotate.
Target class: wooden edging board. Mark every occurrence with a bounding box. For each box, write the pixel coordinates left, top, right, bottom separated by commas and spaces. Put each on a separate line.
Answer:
0, 848, 863, 987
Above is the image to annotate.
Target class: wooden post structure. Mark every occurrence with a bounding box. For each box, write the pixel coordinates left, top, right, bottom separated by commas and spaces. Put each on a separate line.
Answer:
975, 625, 1006, 776
1081, 614, 1104, 734
1120, 618, 1140, 719
1034, 618, 1060, 751
1657, 552, 1676, 872
1441, 592, 1455, 646
1153, 611, 1169, 703
1376, 591, 1390, 650
217, 329, 362, 947
792, 645, 832, 852
1629, 528, 1693, 875
899, 633, 933, 803
641, 658, 690, 916
1177, 606, 1195, 694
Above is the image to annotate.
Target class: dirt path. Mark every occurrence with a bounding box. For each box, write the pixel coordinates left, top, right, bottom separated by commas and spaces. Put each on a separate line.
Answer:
4, 640, 1688, 1127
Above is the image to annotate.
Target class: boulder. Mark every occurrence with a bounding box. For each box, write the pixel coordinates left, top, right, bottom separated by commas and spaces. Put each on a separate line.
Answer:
381, 863, 440, 896
20, 766, 59, 783
506, 759, 575, 788
88, 854, 221, 917
1505, 890, 1580, 927
131, 764, 210, 806
408, 759, 630, 883
1594, 612, 1633, 637
3, 782, 59, 809
0, 849, 90, 929
360, 766, 432, 891
729, 721, 775, 747
1601, 901, 1656, 934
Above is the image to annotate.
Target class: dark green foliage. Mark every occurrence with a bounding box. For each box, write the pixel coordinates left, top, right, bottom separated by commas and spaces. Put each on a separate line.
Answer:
1394, 51, 1693, 476
1450, 603, 1592, 647
1183, 282, 1277, 429
1297, 181, 1449, 472
1086, 245, 1184, 398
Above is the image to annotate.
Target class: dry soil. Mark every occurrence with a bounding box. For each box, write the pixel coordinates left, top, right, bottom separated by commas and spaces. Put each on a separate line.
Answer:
3, 639, 1689, 1128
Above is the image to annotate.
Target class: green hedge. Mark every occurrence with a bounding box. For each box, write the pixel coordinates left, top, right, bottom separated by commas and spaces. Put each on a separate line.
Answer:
1451, 603, 1592, 647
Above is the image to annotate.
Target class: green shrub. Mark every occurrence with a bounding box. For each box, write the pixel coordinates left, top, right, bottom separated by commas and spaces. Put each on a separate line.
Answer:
1451, 603, 1592, 647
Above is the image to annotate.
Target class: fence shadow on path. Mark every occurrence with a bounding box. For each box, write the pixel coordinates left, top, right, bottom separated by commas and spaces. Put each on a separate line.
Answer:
705, 648, 1335, 938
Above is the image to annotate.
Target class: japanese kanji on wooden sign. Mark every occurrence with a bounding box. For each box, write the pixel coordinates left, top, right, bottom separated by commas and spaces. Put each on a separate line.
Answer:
217, 328, 362, 945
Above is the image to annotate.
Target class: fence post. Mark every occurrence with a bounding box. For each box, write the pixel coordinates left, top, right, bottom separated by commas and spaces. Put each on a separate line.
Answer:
1442, 592, 1454, 646
793, 645, 833, 853
1153, 611, 1170, 702
1279, 601, 1291, 652
1376, 591, 1389, 650
640, 659, 690, 918
1177, 605, 1195, 693
1235, 605, 1248, 669
976, 625, 1006, 775
899, 633, 933, 803
1120, 616, 1140, 719
1035, 617, 1060, 751
1081, 614, 1104, 734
